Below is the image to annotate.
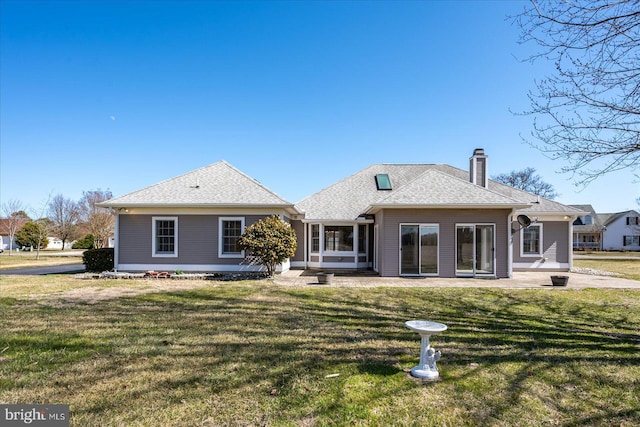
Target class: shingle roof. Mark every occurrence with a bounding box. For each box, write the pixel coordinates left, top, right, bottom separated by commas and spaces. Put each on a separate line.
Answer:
436, 165, 585, 215
101, 161, 297, 209
298, 163, 582, 221
372, 169, 527, 207
296, 164, 432, 220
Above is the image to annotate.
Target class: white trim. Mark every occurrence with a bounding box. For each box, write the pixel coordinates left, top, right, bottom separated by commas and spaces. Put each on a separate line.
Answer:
568, 219, 573, 269
118, 263, 267, 272
152, 216, 178, 258
373, 224, 379, 273
114, 213, 120, 270
113, 207, 292, 216
520, 223, 543, 258
303, 222, 308, 269
309, 223, 320, 254
507, 210, 515, 278
306, 261, 359, 269
322, 224, 356, 253
218, 217, 245, 258
513, 261, 570, 270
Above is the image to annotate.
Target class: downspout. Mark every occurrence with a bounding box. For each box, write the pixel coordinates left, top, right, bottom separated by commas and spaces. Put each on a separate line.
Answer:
114, 210, 120, 272
568, 217, 573, 270
303, 222, 308, 269
508, 210, 515, 278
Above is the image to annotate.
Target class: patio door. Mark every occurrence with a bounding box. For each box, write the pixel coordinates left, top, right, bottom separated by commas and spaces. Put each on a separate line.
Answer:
456, 224, 495, 277
400, 224, 438, 276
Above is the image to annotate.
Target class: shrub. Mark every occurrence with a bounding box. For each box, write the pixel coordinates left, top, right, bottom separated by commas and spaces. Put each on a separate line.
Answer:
237, 215, 297, 277
82, 248, 114, 272
72, 234, 95, 249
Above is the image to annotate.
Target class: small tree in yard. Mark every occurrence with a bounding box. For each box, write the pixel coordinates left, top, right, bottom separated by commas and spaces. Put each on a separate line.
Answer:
15, 221, 49, 250
237, 215, 297, 278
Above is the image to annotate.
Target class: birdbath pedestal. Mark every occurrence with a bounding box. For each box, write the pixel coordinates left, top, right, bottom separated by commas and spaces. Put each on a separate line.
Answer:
405, 320, 448, 380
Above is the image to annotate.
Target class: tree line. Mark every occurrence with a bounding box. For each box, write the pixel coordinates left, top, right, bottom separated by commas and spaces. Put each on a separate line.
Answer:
1, 190, 114, 257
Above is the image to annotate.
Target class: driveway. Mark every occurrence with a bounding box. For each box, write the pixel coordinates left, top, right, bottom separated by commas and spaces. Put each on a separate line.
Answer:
0, 263, 85, 276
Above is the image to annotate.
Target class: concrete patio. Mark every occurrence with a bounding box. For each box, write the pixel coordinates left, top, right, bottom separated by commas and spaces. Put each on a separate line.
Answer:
274, 269, 640, 289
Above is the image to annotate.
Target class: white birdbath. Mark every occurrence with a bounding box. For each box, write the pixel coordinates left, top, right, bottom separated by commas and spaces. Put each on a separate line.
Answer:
405, 320, 448, 380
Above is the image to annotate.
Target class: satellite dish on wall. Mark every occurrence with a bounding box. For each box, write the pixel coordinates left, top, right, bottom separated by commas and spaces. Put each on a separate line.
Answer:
517, 215, 532, 228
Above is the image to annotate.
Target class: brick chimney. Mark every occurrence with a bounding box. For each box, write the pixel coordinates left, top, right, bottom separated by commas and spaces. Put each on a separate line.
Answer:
469, 148, 488, 188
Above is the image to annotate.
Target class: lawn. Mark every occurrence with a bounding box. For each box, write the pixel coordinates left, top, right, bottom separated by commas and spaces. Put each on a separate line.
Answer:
574, 258, 640, 281
1, 277, 639, 426
0, 251, 83, 270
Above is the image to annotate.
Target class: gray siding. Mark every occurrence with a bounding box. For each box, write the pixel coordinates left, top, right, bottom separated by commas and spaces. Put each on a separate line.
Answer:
119, 214, 267, 269
377, 209, 511, 278
291, 220, 304, 262
513, 221, 569, 264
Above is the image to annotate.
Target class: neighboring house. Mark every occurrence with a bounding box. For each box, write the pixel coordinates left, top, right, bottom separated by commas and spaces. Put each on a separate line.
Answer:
103, 149, 582, 278
0, 218, 20, 251
99, 161, 303, 273
570, 206, 640, 251
600, 210, 640, 251
570, 205, 605, 250
47, 238, 74, 250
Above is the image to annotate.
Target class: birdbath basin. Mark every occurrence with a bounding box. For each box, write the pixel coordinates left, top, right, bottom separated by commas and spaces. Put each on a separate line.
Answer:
405, 320, 447, 380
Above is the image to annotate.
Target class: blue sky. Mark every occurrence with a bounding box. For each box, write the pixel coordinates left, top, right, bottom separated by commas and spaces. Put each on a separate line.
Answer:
1, 0, 638, 214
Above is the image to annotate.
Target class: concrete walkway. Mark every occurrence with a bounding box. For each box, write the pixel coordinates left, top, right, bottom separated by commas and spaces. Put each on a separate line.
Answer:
273, 270, 640, 289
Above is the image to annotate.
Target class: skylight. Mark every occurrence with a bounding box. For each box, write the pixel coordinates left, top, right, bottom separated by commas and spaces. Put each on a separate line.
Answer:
375, 174, 392, 190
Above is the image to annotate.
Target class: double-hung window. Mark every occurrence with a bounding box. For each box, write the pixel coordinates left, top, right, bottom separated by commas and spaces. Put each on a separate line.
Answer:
521, 224, 542, 257
358, 224, 367, 254
152, 217, 178, 257
310, 224, 320, 253
624, 235, 640, 246
219, 217, 245, 258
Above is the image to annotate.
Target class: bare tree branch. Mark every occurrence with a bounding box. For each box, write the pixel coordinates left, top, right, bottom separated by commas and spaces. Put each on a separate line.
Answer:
514, 0, 640, 189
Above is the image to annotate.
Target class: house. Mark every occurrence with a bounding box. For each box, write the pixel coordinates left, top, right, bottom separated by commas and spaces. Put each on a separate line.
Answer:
0, 218, 21, 251
570, 206, 640, 251
102, 149, 582, 278
99, 161, 303, 273
602, 210, 640, 250
291, 149, 582, 277
570, 205, 605, 250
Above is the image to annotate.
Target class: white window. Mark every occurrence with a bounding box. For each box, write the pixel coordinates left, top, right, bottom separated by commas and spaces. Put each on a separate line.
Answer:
521, 224, 543, 257
219, 217, 245, 258
152, 217, 178, 257
324, 225, 354, 252
310, 224, 320, 253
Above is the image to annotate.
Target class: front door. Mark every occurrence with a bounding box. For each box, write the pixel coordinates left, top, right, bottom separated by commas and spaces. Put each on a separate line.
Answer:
456, 224, 495, 276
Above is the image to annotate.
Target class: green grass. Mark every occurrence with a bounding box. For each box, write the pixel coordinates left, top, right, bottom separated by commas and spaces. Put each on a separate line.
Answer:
1, 278, 639, 426
0, 251, 83, 270
575, 251, 640, 257
574, 258, 640, 281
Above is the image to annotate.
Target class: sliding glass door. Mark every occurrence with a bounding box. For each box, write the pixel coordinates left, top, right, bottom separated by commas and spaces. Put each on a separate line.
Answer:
456, 224, 495, 276
400, 224, 439, 276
